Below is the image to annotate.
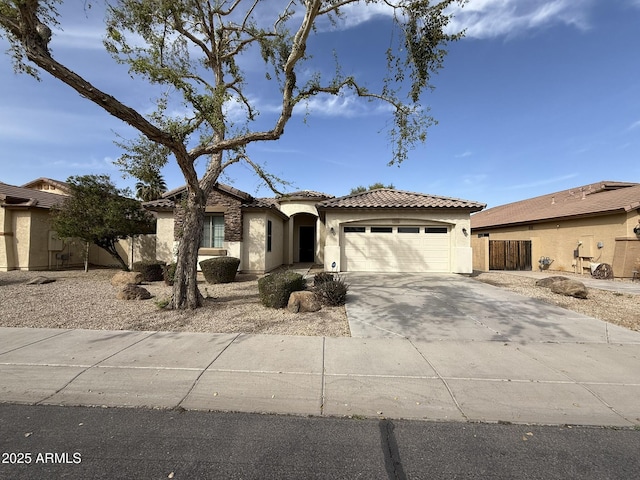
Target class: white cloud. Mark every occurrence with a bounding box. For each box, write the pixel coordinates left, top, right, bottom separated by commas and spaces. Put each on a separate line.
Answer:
455, 150, 473, 158
294, 92, 393, 118
627, 119, 640, 131
506, 173, 579, 190
446, 0, 594, 39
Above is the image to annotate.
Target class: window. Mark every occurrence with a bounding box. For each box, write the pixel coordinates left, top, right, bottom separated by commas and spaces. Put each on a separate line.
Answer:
425, 227, 448, 234
202, 215, 224, 248
344, 226, 365, 233
267, 220, 272, 252
371, 227, 393, 233
398, 227, 420, 233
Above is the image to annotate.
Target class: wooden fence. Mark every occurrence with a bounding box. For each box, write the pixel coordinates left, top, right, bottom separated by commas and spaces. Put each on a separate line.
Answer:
489, 240, 532, 271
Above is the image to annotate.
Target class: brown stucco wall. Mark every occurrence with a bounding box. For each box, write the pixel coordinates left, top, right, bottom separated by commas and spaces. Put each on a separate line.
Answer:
472, 211, 640, 276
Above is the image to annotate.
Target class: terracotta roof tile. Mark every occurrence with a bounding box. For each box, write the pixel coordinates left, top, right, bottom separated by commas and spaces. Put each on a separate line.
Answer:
278, 190, 335, 199
144, 182, 253, 210
318, 188, 485, 211
471, 181, 640, 230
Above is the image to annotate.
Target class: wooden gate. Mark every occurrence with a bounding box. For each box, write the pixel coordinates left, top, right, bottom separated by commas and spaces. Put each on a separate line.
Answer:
489, 240, 532, 271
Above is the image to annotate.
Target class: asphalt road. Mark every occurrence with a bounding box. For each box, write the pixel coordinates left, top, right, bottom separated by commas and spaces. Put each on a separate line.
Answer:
1, 404, 639, 479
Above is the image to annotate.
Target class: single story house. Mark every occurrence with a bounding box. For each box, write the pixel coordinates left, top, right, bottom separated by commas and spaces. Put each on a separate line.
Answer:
1, 178, 154, 271
144, 185, 486, 274
470, 180, 640, 278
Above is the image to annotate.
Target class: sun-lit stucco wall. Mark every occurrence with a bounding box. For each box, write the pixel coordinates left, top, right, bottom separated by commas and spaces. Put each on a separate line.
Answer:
241, 212, 284, 273
472, 211, 640, 276
323, 209, 473, 273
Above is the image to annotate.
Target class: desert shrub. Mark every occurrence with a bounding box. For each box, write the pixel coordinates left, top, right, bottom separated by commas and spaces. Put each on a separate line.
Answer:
132, 261, 166, 282
258, 271, 307, 308
163, 263, 177, 286
313, 272, 334, 286
199, 256, 240, 284
314, 276, 349, 306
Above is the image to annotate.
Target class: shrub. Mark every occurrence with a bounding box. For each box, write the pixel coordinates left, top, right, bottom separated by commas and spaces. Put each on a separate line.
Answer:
163, 263, 177, 286
132, 261, 166, 282
258, 271, 307, 308
199, 256, 240, 284
313, 272, 334, 286
314, 276, 349, 306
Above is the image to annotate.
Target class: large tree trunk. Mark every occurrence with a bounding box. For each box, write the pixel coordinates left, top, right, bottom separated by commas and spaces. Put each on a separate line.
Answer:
169, 188, 206, 309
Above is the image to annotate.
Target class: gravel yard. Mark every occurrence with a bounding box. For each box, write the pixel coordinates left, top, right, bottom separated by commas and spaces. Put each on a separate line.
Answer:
472, 271, 640, 332
0, 269, 350, 337
1, 269, 638, 336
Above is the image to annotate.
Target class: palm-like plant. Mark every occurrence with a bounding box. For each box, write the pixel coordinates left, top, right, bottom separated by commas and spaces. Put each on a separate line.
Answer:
135, 172, 167, 202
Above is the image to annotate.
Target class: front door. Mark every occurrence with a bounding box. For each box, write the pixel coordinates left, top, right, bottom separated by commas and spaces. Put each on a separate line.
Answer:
299, 226, 315, 262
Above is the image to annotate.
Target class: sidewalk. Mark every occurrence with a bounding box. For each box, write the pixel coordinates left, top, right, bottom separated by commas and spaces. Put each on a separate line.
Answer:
2, 326, 639, 427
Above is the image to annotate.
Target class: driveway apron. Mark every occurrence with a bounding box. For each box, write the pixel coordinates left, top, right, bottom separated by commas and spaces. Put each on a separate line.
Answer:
344, 273, 640, 344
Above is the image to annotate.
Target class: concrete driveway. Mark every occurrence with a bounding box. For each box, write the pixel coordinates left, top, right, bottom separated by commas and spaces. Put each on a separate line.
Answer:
344, 273, 640, 344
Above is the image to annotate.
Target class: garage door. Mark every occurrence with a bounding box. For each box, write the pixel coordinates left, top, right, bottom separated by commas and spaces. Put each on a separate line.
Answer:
341, 226, 451, 272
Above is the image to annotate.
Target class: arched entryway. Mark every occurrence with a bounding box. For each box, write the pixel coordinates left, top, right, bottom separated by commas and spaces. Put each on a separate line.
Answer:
292, 212, 317, 263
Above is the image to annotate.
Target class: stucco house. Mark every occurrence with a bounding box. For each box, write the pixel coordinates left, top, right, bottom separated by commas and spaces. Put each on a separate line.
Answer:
144, 185, 486, 274
1, 178, 154, 271
470, 181, 640, 278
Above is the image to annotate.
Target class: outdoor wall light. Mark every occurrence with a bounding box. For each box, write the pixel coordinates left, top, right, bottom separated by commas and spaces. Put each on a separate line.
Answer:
462, 228, 468, 236
330, 227, 335, 235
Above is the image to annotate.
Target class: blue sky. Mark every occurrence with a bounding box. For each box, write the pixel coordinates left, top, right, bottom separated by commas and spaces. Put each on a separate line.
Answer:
1, 0, 639, 208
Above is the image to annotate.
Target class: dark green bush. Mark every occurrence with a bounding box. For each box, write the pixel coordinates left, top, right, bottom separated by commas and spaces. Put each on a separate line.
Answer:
314, 276, 349, 306
199, 256, 240, 284
163, 262, 177, 286
313, 272, 334, 286
258, 271, 307, 308
132, 261, 166, 282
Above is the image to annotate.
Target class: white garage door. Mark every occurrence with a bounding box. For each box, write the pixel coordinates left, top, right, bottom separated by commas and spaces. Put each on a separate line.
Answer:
341, 226, 451, 273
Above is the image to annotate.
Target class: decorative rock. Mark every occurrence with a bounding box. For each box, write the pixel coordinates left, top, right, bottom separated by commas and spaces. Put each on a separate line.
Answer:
117, 284, 151, 300
111, 271, 143, 286
535, 276, 570, 288
25, 276, 56, 285
287, 291, 321, 313
549, 279, 588, 299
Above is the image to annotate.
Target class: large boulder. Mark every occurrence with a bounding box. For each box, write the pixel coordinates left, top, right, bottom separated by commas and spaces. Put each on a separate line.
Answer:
549, 279, 588, 299
287, 291, 321, 313
535, 276, 570, 288
117, 284, 151, 300
111, 271, 143, 286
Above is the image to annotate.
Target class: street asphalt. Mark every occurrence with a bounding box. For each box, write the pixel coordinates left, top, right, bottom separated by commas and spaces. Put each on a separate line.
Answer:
1, 272, 639, 427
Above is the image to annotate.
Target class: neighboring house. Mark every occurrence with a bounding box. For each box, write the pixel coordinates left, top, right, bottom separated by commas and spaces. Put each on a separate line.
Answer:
21, 177, 71, 196
145, 185, 485, 274
470, 181, 640, 278
0, 180, 154, 271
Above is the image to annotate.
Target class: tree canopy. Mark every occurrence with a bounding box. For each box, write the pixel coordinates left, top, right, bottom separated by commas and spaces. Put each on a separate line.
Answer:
349, 183, 396, 195
1, 0, 466, 308
51, 175, 155, 271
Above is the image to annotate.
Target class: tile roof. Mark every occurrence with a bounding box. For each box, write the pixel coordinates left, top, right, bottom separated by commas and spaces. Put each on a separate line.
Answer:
20, 177, 70, 193
317, 189, 486, 211
0, 182, 67, 209
278, 190, 335, 200
144, 183, 253, 210
471, 181, 640, 230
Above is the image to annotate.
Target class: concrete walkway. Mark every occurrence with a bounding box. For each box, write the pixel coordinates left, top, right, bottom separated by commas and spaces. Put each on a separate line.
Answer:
1, 271, 640, 427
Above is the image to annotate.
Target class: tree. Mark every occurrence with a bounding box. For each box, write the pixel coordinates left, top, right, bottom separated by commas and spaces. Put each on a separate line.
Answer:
1, 0, 466, 309
350, 183, 396, 195
135, 170, 167, 202
51, 175, 155, 271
